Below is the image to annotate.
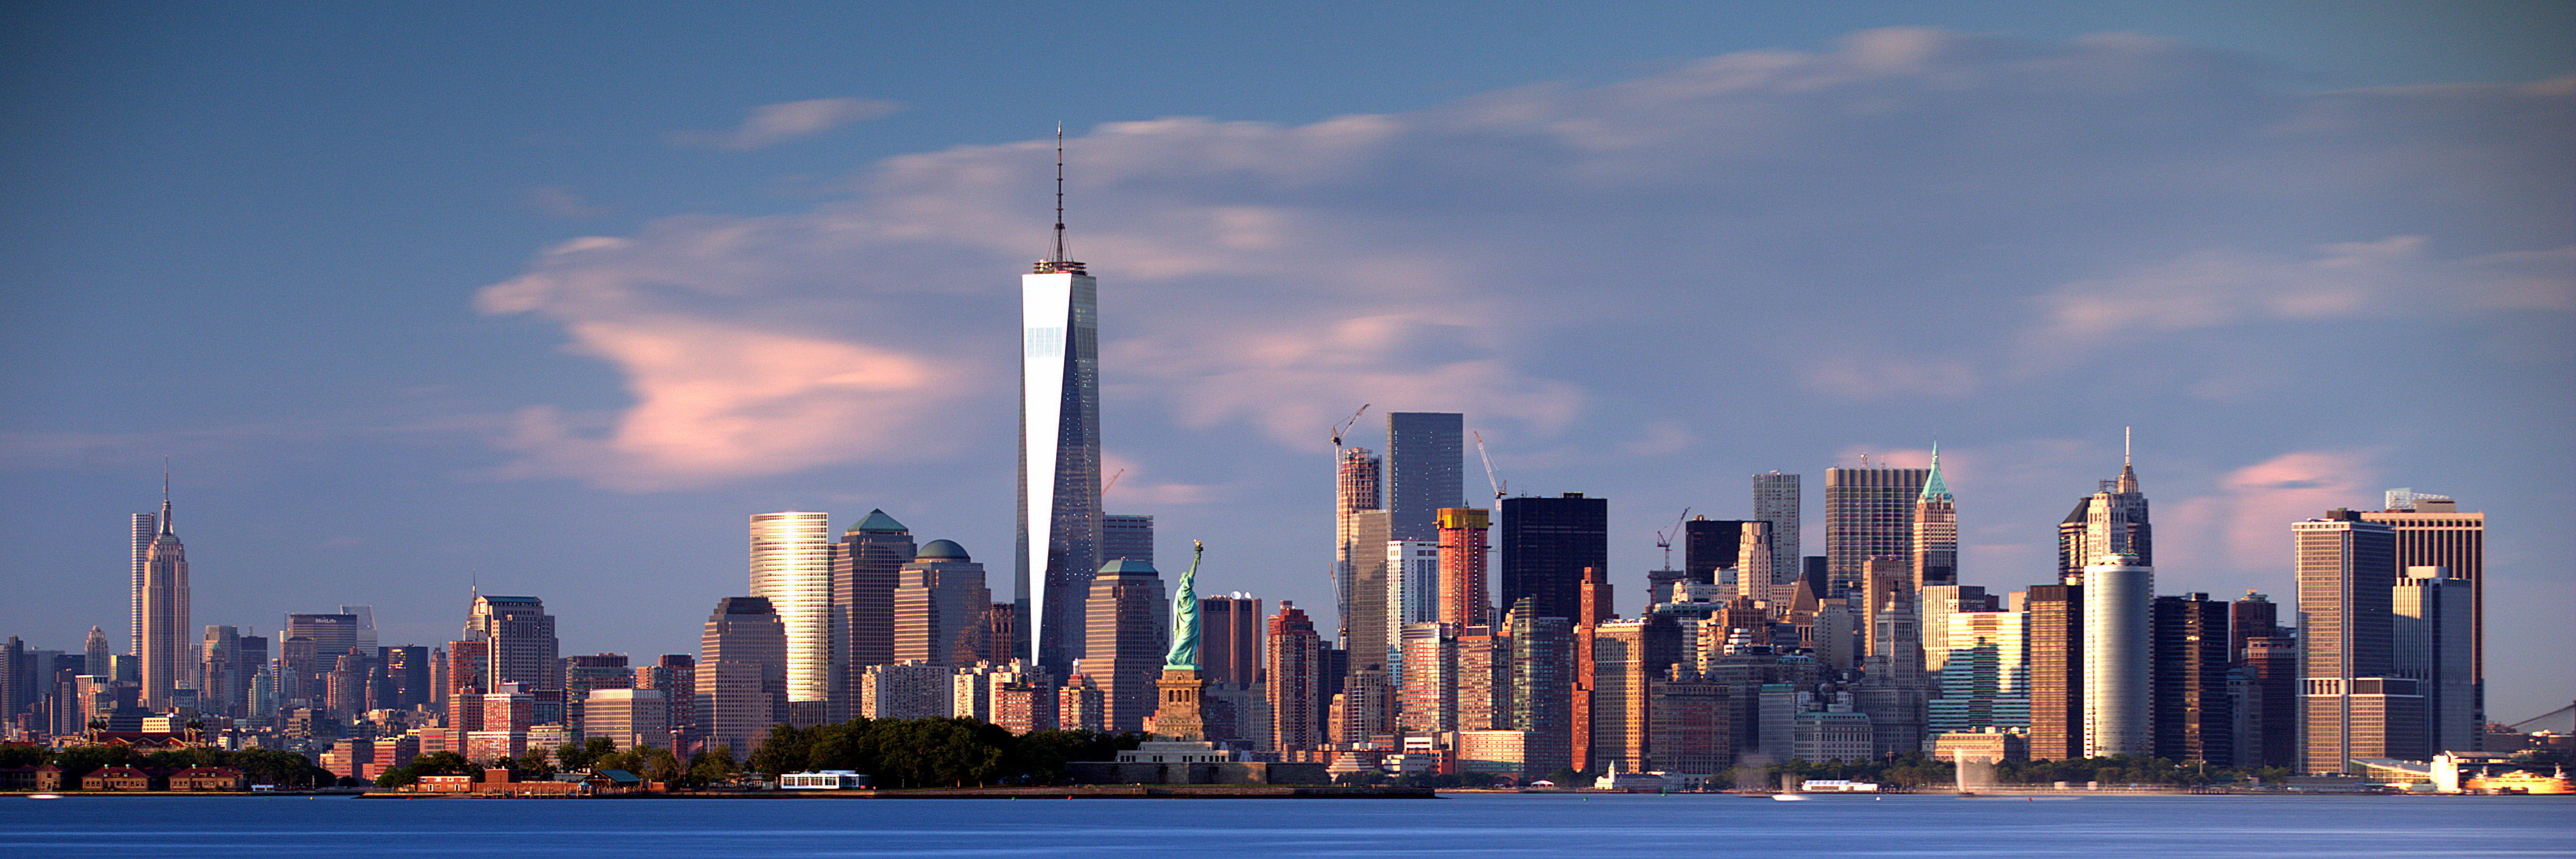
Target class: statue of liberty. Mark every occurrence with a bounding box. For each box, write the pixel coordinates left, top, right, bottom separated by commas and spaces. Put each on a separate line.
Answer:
1164, 541, 1203, 669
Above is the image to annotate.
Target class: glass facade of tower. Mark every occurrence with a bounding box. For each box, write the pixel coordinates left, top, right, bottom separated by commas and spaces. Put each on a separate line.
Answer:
749, 511, 833, 714
1384, 412, 1463, 543
1019, 264, 1103, 675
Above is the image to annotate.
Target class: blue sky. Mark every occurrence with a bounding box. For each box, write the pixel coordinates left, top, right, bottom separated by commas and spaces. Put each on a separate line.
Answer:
3, 2, 2570, 724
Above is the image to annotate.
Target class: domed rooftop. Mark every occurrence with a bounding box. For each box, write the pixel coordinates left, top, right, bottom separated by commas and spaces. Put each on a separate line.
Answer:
917, 539, 969, 561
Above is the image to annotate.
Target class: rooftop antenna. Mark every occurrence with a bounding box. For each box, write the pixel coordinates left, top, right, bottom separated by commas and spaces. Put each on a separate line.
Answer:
1051, 123, 1067, 263
2124, 426, 2132, 467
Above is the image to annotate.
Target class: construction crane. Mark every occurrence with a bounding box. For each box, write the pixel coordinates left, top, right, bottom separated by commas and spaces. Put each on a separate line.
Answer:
1473, 430, 1506, 502
1103, 468, 1126, 496
1329, 403, 1370, 451
1654, 507, 1692, 571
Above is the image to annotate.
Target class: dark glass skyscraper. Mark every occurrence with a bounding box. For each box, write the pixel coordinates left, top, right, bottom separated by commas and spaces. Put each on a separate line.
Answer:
2152, 593, 2233, 765
832, 509, 914, 719
1498, 493, 1608, 625
1384, 412, 1463, 543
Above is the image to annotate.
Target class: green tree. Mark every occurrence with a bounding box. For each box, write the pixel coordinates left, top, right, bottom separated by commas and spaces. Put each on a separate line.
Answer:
515, 745, 557, 780
1007, 730, 1134, 786
687, 746, 738, 787
557, 736, 616, 772
747, 723, 813, 776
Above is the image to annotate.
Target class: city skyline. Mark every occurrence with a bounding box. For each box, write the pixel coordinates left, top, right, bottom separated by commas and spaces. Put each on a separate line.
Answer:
1, 3, 2569, 728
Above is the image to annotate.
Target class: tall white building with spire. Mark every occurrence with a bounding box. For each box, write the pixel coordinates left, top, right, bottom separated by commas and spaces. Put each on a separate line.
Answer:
2058, 431, 2151, 581
138, 478, 189, 711
1020, 129, 1104, 674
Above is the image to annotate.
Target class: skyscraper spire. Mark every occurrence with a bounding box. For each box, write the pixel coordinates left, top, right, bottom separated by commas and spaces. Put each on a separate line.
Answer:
1034, 124, 1085, 274
159, 457, 173, 535
1920, 443, 1952, 501
2115, 428, 2141, 494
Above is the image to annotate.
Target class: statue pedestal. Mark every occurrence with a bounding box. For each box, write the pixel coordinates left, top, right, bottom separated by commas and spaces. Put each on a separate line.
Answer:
1149, 667, 1209, 741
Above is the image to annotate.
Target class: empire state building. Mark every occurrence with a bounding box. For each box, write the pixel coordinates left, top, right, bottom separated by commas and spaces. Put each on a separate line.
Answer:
139, 478, 190, 711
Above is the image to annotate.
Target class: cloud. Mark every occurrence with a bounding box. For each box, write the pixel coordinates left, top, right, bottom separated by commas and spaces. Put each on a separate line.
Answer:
2160, 449, 2384, 579
479, 27, 2570, 493
670, 97, 900, 151
2027, 237, 2576, 350
528, 185, 608, 218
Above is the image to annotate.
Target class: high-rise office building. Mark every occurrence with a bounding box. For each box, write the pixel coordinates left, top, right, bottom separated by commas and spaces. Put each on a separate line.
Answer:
84, 626, 110, 681
1506, 597, 1574, 777
2237, 633, 2301, 769
749, 511, 832, 724
129, 511, 157, 658
1335, 447, 1386, 663
1386, 540, 1439, 680
2362, 490, 2483, 751
2058, 445, 2151, 579
1752, 473, 1801, 591
698, 596, 787, 759
892, 540, 993, 667
1199, 594, 1263, 687
1912, 449, 1957, 588
381, 644, 429, 712
464, 595, 560, 694
1101, 514, 1154, 565
1437, 509, 1491, 628
1019, 173, 1105, 674
831, 509, 914, 720
634, 655, 696, 752
1396, 622, 1457, 736
137, 484, 188, 711
1266, 602, 1324, 755
1682, 519, 1763, 591
2024, 583, 2082, 760
1384, 413, 1463, 542
1926, 609, 2027, 734
1083, 558, 1166, 733
2391, 566, 2476, 755
2152, 593, 2232, 765
2295, 510, 2423, 773
1498, 493, 1609, 627
2080, 557, 2152, 759
1824, 465, 1929, 597
286, 614, 360, 660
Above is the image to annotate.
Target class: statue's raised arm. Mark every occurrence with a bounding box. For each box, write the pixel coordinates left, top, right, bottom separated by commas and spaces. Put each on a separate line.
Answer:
1164, 541, 1203, 669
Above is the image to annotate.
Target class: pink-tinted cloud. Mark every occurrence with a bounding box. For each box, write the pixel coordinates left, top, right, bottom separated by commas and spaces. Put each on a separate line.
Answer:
670, 97, 900, 151
2159, 449, 2383, 579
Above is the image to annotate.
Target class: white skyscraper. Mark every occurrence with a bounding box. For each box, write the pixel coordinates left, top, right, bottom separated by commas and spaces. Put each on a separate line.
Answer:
750, 510, 834, 722
2080, 556, 2153, 758
138, 482, 189, 711
1019, 132, 1103, 674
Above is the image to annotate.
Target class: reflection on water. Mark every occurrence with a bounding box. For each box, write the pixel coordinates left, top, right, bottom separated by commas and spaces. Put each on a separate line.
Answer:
3, 793, 2569, 857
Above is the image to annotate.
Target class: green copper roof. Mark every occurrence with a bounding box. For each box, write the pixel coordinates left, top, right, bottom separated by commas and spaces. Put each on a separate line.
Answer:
1097, 558, 1158, 576
1920, 444, 1952, 500
848, 509, 907, 534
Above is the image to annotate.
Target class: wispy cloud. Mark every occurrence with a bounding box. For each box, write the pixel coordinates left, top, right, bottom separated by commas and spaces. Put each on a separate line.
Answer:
669, 97, 900, 151
480, 27, 2570, 494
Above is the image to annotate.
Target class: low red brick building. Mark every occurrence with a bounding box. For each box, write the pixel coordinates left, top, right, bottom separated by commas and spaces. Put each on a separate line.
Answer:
167, 767, 248, 791
82, 766, 160, 792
